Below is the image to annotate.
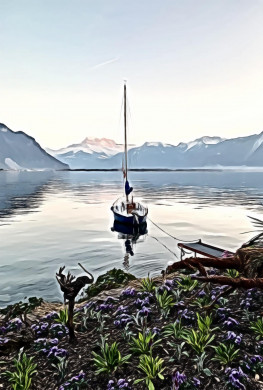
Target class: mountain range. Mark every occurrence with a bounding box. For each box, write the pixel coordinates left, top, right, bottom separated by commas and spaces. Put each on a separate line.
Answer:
1, 121, 263, 170
48, 132, 263, 169
0, 123, 68, 170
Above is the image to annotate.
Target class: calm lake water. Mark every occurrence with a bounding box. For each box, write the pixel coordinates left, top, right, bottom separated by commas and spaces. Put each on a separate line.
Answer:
0, 169, 263, 306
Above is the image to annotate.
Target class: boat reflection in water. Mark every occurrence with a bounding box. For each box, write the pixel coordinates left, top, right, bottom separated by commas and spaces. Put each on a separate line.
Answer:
111, 221, 148, 270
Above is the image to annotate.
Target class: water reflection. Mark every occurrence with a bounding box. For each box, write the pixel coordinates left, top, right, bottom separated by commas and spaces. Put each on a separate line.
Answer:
1, 170, 263, 224
0, 171, 57, 222
111, 221, 148, 270
1, 170, 263, 305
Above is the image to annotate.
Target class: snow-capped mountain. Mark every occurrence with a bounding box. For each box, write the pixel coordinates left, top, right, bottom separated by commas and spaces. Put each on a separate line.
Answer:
47, 137, 124, 157
48, 137, 134, 169
121, 133, 263, 168
49, 132, 263, 169
0, 123, 68, 170
177, 136, 224, 151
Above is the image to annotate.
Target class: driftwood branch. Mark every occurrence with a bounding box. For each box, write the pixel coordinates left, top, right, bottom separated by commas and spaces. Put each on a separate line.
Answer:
192, 275, 263, 289
56, 263, 94, 340
167, 247, 263, 277
166, 256, 240, 275
165, 247, 263, 294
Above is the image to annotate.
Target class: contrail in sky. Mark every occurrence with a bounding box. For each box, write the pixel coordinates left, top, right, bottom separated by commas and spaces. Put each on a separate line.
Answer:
90, 57, 119, 70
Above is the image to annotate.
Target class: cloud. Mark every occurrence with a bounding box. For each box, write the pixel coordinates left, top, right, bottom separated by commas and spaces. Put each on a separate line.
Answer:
90, 57, 119, 70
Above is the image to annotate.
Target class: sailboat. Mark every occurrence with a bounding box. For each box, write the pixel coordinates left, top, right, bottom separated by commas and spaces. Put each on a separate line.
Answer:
111, 83, 148, 226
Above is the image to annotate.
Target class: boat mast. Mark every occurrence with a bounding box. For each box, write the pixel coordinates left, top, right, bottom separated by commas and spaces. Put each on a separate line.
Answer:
124, 82, 128, 201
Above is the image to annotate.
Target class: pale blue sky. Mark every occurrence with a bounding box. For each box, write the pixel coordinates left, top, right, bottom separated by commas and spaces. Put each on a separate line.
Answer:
1, 0, 263, 148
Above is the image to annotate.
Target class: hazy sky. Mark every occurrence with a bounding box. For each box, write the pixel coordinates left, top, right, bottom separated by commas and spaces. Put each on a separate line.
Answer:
1, 0, 263, 148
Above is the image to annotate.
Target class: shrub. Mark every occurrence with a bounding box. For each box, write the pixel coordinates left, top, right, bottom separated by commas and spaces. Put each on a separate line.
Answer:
92, 341, 131, 374
134, 354, 165, 390
3, 349, 37, 390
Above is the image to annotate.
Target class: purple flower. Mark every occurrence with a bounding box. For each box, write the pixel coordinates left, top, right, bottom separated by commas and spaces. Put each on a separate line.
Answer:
118, 313, 131, 319
84, 301, 95, 309
216, 306, 231, 321
0, 337, 9, 345
226, 367, 247, 389
117, 378, 129, 388
177, 308, 195, 324
31, 321, 49, 337
96, 303, 113, 312
250, 355, 263, 364
172, 371, 187, 390
0, 326, 7, 334
107, 378, 130, 390
59, 371, 86, 390
34, 337, 48, 349
152, 327, 161, 336
193, 377, 201, 387
138, 306, 151, 317
240, 298, 252, 310
246, 288, 260, 299
41, 322, 49, 331
47, 346, 68, 359
159, 280, 173, 293
107, 380, 115, 390
121, 287, 136, 297
197, 290, 206, 297
114, 313, 132, 328
50, 338, 59, 345
174, 301, 185, 309
35, 337, 46, 343
226, 331, 237, 340
43, 311, 59, 320
137, 291, 154, 300
135, 297, 150, 307
3, 318, 23, 333
225, 331, 243, 344
116, 305, 129, 315
223, 317, 239, 328
50, 323, 68, 338
76, 372, 85, 380
235, 335, 242, 345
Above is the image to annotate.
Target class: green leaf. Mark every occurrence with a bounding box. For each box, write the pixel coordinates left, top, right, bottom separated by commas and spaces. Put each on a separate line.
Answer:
203, 368, 212, 376
134, 378, 144, 384
148, 380, 155, 390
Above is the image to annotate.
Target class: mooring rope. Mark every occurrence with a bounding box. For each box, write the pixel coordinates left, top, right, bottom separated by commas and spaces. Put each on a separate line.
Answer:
148, 217, 198, 243
150, 236, 178, 258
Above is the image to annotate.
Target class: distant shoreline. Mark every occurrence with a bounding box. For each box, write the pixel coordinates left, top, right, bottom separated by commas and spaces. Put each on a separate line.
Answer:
61, 168, 223, 172
2, 167, 263, 172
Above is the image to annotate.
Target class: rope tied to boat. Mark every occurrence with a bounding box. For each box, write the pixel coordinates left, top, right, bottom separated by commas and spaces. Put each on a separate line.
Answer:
148, 217, 199, 243
150, 236, 178, 258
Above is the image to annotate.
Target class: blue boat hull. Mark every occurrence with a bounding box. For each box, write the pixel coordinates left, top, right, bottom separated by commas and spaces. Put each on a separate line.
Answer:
112, 220, 147, 236
111, 208, 147, 225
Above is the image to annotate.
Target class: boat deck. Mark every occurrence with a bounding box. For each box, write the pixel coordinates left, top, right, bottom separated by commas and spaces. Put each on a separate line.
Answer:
112, 197, 147, 217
